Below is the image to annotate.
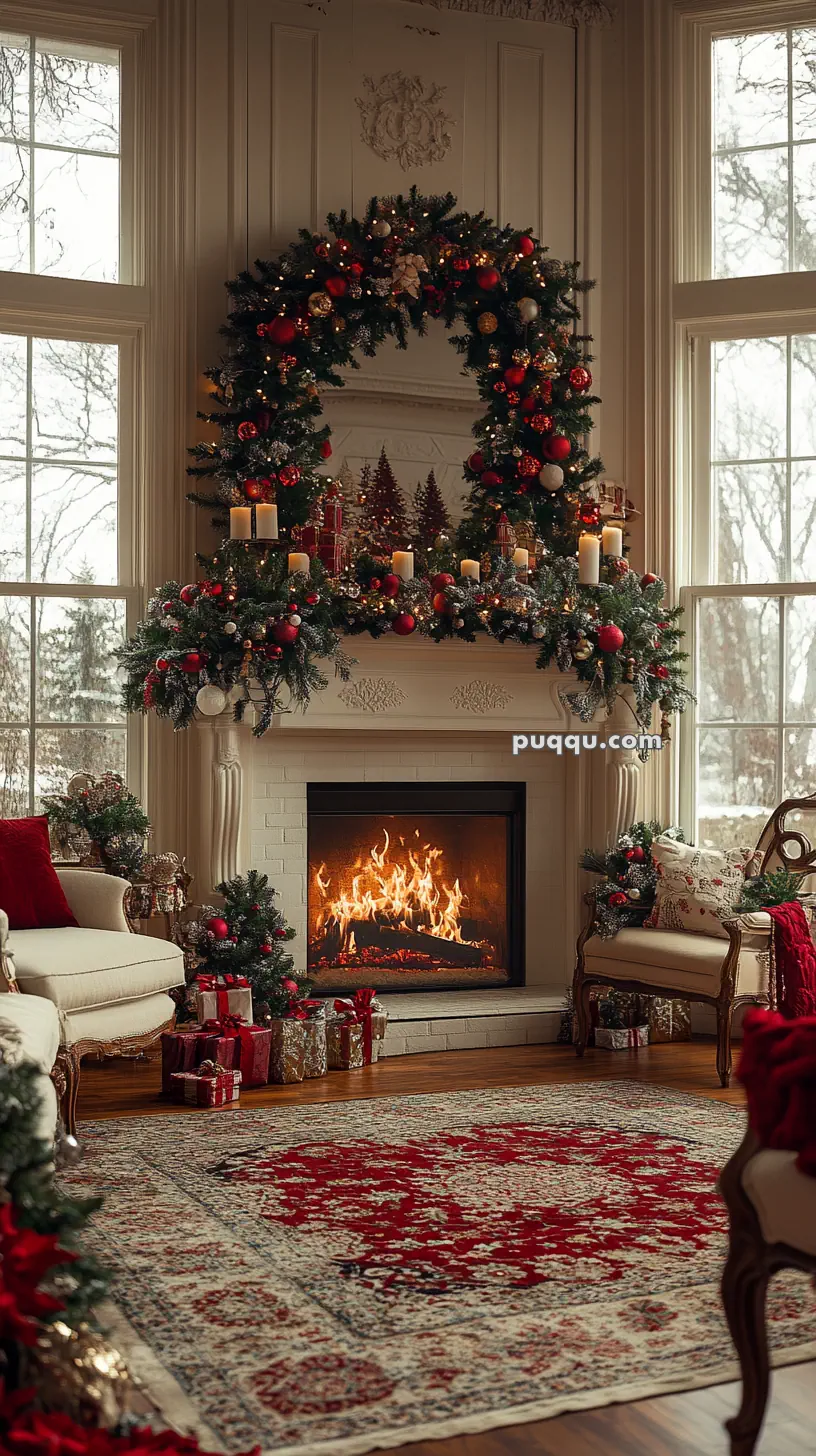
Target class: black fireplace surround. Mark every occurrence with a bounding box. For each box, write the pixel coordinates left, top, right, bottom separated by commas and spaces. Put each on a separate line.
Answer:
306, 781, 525, 994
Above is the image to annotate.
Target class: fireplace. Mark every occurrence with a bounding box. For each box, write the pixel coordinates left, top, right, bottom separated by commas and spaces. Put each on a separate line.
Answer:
306, 783, 525, 993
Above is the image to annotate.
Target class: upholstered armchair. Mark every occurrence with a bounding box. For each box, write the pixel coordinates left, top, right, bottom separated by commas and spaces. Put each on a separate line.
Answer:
573, 796, 816, 1087
2, 867, 184, 1135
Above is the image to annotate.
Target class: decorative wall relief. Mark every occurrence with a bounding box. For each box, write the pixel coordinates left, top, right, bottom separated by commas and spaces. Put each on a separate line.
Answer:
338, 678, 408, 713
449, 680, 515, 712
403, 0, 615, 22
356, 72, 455, 172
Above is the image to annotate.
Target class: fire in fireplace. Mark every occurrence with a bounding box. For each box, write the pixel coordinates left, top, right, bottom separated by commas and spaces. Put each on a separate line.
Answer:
307, 783, 524, 992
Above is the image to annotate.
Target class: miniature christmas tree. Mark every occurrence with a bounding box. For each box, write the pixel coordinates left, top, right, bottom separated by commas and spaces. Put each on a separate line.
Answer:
336, 459, 358, 526
359, 447, 410, 556
189, 870, 303, 1016
412, 469, 451, 548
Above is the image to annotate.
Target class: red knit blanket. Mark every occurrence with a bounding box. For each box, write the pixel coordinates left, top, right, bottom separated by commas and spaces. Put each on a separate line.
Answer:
767, 900, 816, 1018
738, 1008, 816, 1176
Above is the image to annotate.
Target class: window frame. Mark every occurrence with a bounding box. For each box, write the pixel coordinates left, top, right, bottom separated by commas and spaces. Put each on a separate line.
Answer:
673, 0, 816, 843
0, 5, 150, 810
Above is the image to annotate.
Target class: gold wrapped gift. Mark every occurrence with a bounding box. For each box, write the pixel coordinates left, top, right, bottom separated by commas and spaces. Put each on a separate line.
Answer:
648, 996, 692, 1043
303, 1017, 328, 1079
326, 1019, 364, 1070
370, 1005, 388, 1061
268, 1018, 306, 1083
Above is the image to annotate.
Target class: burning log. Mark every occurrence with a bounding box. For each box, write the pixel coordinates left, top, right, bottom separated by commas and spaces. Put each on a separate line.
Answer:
311, 918, 487, 968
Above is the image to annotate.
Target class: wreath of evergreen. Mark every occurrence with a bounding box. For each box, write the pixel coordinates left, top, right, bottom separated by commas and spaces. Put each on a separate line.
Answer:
120, 189, 691, 735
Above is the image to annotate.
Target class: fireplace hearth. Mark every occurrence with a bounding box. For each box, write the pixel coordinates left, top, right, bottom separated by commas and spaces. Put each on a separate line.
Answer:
307, 783, 525, 993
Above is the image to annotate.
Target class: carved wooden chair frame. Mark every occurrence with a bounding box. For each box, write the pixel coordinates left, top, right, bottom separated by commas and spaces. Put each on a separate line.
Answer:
719, 1128, 816, 1456
572, 794, 816, 1087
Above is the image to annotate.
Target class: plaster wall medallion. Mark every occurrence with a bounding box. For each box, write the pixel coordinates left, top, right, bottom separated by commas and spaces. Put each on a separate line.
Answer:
356, 72, 455, 172
449, 680, 514, 712
338, 677, 408, 713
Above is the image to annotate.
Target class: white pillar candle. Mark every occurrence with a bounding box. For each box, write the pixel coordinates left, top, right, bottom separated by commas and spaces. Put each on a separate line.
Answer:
391, 549, 414, 582
512, 547, 529, 572
460, 559, 480, 581
578, 533, 601, 584
230, 506, 252, 540
255, 503, 278, 540
601, 524, 623, 558
288, 552, 310, 575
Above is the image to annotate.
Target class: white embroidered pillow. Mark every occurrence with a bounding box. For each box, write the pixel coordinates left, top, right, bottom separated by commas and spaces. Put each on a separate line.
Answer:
644, 837, 760, 940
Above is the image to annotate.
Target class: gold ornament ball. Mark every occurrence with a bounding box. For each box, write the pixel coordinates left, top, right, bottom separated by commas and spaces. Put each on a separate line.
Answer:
477, 311, 499, 335
371, 218, 392, 238
27, 1321, 134, 1427
512, 348, 531, 367
518, 297, 539, 323
574, 644, 593, 661
308, 290, 333, 318
535, 348, 559, 376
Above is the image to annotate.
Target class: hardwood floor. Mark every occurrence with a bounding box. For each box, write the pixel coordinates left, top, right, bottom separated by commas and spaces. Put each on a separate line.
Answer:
76, 1041, 816, 1455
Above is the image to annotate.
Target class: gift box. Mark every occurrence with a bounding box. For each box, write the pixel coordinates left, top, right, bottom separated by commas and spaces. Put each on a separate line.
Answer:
268, 1018, 306, 1084
370, 1000, 388, 1061
647, 996, 692, 1044
595, 1024, 649, 1050
169, 1062, 241, 1107
293, 1001, 327, 1079
200, 1016, 273, 1088
329, 989, 382, 1067
161, 1024, 208, 1094
326, 1016, 365, 1070
193, 974, 253, 1026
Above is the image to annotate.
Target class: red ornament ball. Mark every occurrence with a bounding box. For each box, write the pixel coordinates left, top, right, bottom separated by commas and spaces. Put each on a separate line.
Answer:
493, 380, 507, 394
259, 944, 273, 956
476, 266, 501, 290
631, 845, 646, 862
272, 621, 299, 646
276, 931, 290, 943
305, 593, 320, 605
543, 433, 571, 462
179, 583, 198, 605
380, 574, 401, 599
313, 241, 329, 258
432, 572, 455, 591
278, 464, 301, 488
517, 234, 535, 256
518, 453, 541, 478
209, 582, 224, 597
334, 238, 351, 254
267, 316, 297, 346
609, 892, 628, 907
325, 275, 347, 298
392, 612, 416, 636
641, 572, 659, 588
652, 663, 670, 680
530, 412, 554, 434
467, 450, 485, 473
481, 470, 503, 488
579, 505, 602, 527
452, 256, 471, 272
569, 365, 592, 392
520, 394, 537, 413
596, 624, 625, 653
155, 657, 169, 671
369, 577, 382, 590
319, 439, 332, 459
237, 421, 258, 441
161, 600, 176, 614
244, 478, 263, 501
348, 261, 364, 278
181, 652, 205, 672
504, 365, 527, 388
205, 916, 229, 940
265, 644, 283, 659
432, 592, 450, 613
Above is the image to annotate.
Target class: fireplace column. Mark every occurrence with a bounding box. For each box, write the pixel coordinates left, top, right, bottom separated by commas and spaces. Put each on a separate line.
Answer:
195, 710, 247, 893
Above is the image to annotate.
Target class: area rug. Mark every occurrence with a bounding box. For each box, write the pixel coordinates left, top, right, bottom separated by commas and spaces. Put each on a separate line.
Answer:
62, 1082, 816, 1456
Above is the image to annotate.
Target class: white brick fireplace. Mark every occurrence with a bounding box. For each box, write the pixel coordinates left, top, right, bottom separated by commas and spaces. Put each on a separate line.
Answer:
191, 638, 644, 1051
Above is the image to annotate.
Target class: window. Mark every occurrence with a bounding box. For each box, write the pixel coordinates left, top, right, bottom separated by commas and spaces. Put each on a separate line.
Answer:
0, 27, 137, 818
0, 32, 120, 280
677, 10, 816, 849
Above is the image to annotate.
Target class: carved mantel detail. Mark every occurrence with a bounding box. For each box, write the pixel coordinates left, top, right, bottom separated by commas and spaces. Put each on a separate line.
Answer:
212, 719, 242, 887
449, 680, 514, 712
403, 0, 615, 22
338, 677, 408, 714
356, 72, 455, 171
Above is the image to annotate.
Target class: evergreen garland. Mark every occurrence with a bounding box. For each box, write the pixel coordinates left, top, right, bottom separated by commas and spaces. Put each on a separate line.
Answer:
580, 820, 686, 938
738, 867, 808, 911
42, 773, 151, 881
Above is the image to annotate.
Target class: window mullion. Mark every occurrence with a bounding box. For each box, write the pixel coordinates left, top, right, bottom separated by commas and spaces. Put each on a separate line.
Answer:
778, 594, 787, 805
27, 32, 34, 275
24, 335, 32, 582
787, 27, 795, 273
27, 596, 36, 813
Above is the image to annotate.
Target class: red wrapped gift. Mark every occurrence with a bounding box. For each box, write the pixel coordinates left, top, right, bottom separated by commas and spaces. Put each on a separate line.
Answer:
170, 1060, 241, 1107
199, 1014, 272, 1088
161, 1024, 209, 1094
193, 973, 253, 1025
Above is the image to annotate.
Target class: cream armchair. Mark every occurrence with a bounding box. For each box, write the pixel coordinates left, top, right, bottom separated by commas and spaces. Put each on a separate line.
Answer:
573, 796, 816, 1087
1, 868, 185, 1134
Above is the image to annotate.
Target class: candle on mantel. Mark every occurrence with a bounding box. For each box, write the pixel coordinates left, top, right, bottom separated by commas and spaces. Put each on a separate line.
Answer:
288, 552, 310, 575
512, 547, 529, 579
391, 549, 414, 582
578, 533, 601, 585
460, 559, 480, 581
255, 502, 278, 540
230, 507, 251, 540
601, 523, 623, 558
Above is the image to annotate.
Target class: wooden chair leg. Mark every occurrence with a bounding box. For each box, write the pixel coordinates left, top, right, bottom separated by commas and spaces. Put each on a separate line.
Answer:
716, 998, 733, 1088
58, 1047, 81, 1139
722, 1235, 772, 1456
573, 965, 591, 1057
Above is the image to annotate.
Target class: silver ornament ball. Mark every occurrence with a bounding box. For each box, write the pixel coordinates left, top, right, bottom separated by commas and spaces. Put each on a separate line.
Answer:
196, 684, 228, 716
539, 463, 564, 492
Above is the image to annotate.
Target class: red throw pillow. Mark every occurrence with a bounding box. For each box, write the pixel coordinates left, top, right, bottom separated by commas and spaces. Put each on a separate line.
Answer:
0, 816, 78, 930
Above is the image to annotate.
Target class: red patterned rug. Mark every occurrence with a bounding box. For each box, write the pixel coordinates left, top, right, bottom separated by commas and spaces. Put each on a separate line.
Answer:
64, 1083, 816, 1455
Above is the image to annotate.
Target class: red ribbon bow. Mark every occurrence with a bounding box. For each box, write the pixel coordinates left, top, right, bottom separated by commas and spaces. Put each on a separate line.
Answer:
333, 991, 375, 1063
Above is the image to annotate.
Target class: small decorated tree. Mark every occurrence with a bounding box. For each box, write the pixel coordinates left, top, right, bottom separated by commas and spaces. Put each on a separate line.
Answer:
336, 458, 358, 525
412, 469, 450, 548
187, 869, 303, 1016
358, 447, 410, 557
580, 820, 685, 938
